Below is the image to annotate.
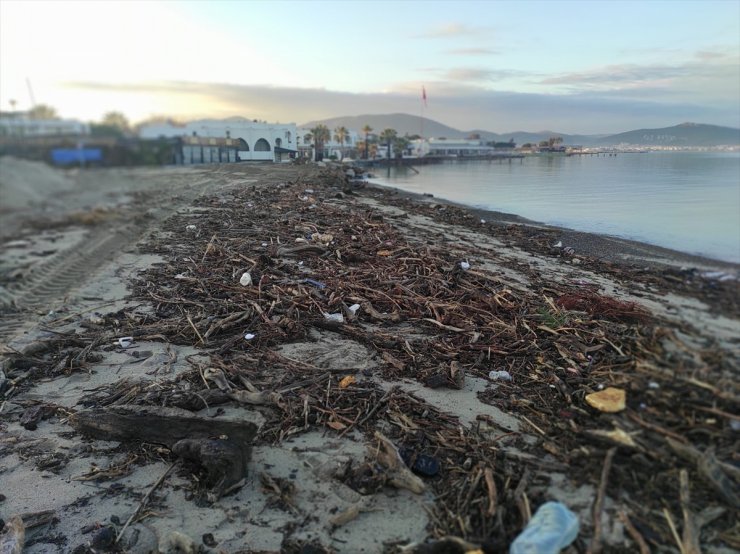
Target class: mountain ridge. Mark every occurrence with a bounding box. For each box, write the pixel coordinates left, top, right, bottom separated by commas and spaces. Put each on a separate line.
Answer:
300, 114, 739, 146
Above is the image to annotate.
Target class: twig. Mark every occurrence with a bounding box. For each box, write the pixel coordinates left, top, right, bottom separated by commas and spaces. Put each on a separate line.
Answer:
589, 447, 616, 554
680, 469, 701, 554
116, 462, 176, 543
618, 510, 650, 554
663, 507, 686, 554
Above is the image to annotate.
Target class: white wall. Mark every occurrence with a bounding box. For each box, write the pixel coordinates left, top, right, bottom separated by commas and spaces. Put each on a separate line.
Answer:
139, 119, 297, 162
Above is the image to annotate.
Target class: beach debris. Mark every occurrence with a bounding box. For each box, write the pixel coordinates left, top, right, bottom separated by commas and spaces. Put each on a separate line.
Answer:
185, 224, 197, 232
117, 336, 134, 349
0, 515, 24, 554
339, 375, 356, 389
370, 432, 426, 494
587, 427, 637, 448
510, 501, 579, 554
329, 503, 362, 528
173, 438, 248, 500
19, 403, 54, 430
585, 387, 626, 413
244, 333, 256, 340
303, 278, 326, 289
563, 247, 575, 255
488, 370, 512, 381
553, 241, 563, 248
239, 271, 252, 286
348, 303, 361, 315
480, 218, 486, 224
399, 448, 441, 478
400, 536, 484, 554
459, 260, 471, 271
159, 531, 197, 554
311, 232, 334, 244
323, 312, 344, 323
70, 404, 258, 452
556, 292, 649, 323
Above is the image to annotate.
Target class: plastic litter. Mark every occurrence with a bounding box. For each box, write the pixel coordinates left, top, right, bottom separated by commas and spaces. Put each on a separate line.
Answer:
186, 224, 197, 232
730, 419, 740, 432
117, 337, 134, 349
400, 447, 441, 477
244, 333, 256, 340
304, 188, 314, 194
348, 303, 361, 315
239, 272, 252, 286
480, 219, 486, 224
553, 241, 563, 248
489, 370, 512, 381
303, 278, 326, 289
509, 501, 579, 554
324, 312, 344, 323
648, 381, 660, 389
459, 261, 471, 271
586, 387, 626, 413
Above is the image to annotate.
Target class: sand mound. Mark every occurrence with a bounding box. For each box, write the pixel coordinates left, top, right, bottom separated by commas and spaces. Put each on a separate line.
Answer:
0, 156, 75, 211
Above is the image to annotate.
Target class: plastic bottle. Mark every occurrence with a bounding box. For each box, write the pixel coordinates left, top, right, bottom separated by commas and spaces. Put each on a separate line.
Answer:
509, 501, 579, 554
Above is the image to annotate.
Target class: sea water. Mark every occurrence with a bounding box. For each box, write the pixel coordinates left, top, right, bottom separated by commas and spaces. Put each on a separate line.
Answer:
372, 151, 740, 264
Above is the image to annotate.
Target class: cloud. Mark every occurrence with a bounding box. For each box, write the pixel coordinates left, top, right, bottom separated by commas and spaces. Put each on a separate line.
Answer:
416, 23, 489, 38
446, 47, 498, 56
439, 68, 533, 83
62, 80, 740, 134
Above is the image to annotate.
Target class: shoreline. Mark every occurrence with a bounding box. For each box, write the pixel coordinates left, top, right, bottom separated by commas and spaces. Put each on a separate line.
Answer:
1, 161, 738, 552
365, 176, 740, 273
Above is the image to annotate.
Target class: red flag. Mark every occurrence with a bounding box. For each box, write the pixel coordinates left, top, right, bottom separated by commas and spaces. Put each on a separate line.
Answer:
422, 86, 427, 107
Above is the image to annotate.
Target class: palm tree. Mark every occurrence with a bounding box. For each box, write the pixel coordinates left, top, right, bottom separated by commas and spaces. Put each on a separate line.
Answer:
362, 124, 373, 159
310, 125, 330, 161
379, 128, 397, 160
334, 126, 348, 160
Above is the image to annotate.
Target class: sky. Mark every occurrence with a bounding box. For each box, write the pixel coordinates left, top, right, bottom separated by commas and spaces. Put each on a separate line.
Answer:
1, 0, 738, 134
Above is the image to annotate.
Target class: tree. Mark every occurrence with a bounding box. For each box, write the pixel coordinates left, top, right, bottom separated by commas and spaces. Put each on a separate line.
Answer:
310, 124, 330, 161
362, 124, 373, 159
379, 128, 397, 160
333, 126, 348, 160
393, 136, 410, 158
102, 111, 130, 132
548, 136, 563, 148
28, 104, 58, 120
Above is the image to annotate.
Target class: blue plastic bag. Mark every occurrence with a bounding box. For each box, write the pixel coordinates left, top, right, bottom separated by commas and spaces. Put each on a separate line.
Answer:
510, 501, 579, 554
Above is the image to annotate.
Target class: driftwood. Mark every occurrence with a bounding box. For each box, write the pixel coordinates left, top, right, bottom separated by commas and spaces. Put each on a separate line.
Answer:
71, 404, 259, 447
71, 405, 259, 499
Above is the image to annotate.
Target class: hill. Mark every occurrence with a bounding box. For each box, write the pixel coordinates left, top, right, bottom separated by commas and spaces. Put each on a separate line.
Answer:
301, 113, 466, 139
597, 123, 740, 146
301, 115, 739, 147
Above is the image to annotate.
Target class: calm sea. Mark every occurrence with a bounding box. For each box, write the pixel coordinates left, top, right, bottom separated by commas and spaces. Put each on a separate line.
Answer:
371, 151, 740, 264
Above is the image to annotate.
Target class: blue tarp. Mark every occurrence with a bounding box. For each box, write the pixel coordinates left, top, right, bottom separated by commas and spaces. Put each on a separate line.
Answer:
51, 148, 103, 165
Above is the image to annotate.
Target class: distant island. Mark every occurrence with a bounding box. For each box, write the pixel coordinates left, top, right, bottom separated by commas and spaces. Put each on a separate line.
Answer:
302, 114, 740, 147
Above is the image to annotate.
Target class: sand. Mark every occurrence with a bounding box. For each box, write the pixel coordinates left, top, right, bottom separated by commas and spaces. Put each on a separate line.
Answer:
0, 158, 738, 553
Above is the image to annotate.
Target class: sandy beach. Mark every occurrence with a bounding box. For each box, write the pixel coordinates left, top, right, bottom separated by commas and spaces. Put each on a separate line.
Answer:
1, 158, 738, 553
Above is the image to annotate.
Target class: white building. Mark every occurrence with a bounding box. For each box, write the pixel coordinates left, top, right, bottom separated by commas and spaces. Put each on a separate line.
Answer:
411, 138, 495, 157
0, 112, 90, 137
139, 118, 298, 163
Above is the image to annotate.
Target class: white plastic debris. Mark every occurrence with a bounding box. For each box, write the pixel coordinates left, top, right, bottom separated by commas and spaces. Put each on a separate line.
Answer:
304, 188, 314, 194
297, 261, 304, 266
244, 333, 256, 340
186, 224, 197, 232
564, 247, 575, 255
553, 241, 563, 248
88, 315, 104, 325
489, 370, 512, 381
239, 272, 252, 286
261, 242, 268, 247
648, 381, 660, 389
117, 337, 134, 349
174, 272, 189, 280
510, 501, 579, 554
480, 219, 486, 224
730, 419, 740, 431
459, 261, 471, 271
324, 312, 344, 323
348, 303, 361, 315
